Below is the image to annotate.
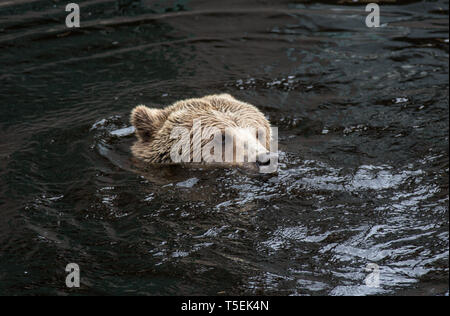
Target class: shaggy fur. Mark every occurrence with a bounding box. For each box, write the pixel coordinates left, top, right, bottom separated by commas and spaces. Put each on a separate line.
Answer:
130, 94, 271, 164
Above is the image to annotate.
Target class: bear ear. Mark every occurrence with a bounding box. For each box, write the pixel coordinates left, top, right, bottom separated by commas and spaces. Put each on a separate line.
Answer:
130, 105, 166, 142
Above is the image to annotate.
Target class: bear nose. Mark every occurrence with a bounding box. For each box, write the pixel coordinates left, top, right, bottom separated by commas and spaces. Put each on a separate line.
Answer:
256, 152, 277, 166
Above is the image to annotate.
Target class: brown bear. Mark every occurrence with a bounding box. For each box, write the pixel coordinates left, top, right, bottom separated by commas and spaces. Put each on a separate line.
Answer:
130, 94, 277, 172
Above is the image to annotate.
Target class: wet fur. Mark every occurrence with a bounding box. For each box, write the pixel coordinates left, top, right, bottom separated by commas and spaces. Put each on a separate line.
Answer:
130, 94, 271, 164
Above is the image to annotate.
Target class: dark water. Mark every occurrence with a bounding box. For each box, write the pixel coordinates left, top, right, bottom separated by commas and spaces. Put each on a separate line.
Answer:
0, 0, 448, 295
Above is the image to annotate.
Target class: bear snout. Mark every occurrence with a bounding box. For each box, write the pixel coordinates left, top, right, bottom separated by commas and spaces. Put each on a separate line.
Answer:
256, 152, 278, 167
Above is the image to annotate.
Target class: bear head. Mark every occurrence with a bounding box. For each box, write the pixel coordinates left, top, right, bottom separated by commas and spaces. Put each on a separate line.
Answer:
130, 94, 277, 172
